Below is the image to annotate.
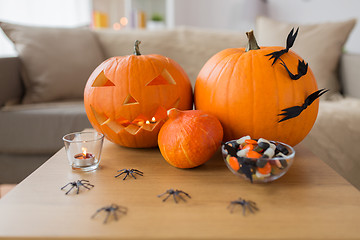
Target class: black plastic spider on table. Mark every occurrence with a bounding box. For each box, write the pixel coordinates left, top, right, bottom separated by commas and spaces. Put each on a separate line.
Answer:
228, 198, 259, 216
115, 168, 143, 180
91, 203, 128, 224
158, 189, 191, 203
61, 179, 94, 195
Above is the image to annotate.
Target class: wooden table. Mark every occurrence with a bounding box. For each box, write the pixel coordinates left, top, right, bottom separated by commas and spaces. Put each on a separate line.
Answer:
0, 136, 359, 240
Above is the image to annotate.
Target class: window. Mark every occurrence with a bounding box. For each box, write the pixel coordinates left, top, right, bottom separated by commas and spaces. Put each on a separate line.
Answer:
0, 0, 91, 56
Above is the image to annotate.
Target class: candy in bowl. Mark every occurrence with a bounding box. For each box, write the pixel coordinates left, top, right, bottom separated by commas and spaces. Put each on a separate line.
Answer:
222, 136, 295, 183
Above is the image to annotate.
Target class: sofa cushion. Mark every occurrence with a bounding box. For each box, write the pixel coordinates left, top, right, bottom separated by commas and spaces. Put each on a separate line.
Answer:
0, 57, 23, 106
173, 27, 247, 87
94, 27, 247, 87
0, 22, 105, 104
0, 101, 92, 154
255, 16, 356, 99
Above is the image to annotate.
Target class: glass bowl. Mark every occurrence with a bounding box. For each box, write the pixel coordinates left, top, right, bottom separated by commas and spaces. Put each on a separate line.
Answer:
221, 139, 295, 183
63, 131, 104, 171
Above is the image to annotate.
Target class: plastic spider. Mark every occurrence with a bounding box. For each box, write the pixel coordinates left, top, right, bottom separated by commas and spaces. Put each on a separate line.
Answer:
91, 203, 128, 224
61, 179, 94, 195
115, 168, 143, 180
158, 189, 191, 203
228, 198, 259, 216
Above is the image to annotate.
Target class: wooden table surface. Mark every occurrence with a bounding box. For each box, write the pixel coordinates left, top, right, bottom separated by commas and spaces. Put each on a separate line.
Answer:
0, 136, 359, 240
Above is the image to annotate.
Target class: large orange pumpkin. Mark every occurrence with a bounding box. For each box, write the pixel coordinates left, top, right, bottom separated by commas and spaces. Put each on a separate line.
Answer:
84, 40, 193, 148
195, 30, 320, 146
158, 108, 223, 168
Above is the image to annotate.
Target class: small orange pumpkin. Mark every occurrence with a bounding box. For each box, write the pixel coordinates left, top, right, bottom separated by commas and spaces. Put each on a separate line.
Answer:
84, 41, 193, 148
158, 108, 223, 168
195, 30, 320, 146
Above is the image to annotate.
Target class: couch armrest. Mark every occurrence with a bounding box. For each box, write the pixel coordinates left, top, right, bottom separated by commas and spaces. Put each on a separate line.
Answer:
302, 98, 360, 190
340, 53, 360, 99
0, 56, 23, 106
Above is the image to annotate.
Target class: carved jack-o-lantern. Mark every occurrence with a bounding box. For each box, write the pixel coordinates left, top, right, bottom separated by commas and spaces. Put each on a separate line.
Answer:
84, 41, 193, 148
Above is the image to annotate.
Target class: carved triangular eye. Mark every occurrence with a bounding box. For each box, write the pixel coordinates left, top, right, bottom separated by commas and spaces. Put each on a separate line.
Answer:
147, 75, 169, 85
146, 69, 176, 86
92, 71, 115, 87
123, 94, 139, 105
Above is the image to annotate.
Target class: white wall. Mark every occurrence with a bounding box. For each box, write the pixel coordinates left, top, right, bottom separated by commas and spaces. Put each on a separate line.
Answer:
266, 0, 360, 53
1, 0, 360, 55
174, 0, 267, 33
93, 0, 126, 28
173, 0, 360, 53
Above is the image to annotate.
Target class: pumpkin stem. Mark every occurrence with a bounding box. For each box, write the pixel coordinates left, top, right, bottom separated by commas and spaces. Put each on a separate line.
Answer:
245, 30, 260, 52
133, 40, 142, 56
167, 108, 182, 120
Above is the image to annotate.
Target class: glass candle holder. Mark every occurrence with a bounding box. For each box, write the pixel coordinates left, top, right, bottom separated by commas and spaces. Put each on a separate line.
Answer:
63, 132, 104, 171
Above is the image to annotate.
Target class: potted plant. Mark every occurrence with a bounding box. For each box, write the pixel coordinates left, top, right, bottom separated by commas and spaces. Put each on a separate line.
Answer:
147, 13, 165, 30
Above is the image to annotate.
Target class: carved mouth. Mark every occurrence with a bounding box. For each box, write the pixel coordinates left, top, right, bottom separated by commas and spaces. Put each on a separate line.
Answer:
90, 99, 180, 135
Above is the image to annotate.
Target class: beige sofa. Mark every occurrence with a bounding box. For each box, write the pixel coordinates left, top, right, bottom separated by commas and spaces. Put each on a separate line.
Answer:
0, 18, 359, 190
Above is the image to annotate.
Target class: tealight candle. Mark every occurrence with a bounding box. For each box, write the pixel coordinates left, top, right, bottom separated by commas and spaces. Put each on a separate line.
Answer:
145, 117, 156, 125
73, 147, 95, 167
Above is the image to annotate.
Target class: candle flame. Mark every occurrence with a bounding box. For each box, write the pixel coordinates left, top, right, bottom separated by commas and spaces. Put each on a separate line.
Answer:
145, 120, 150, 124
137, 121, 144, 126
151, 117, 156, 122
82, 147, 87, 156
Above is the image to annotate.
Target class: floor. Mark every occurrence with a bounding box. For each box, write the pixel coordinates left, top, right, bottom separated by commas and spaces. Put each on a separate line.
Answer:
0, 184, 16, 199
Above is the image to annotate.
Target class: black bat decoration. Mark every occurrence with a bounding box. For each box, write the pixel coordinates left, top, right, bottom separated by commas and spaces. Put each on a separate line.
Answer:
280, 59, 308, 80
265, 27, 299, 65
278, 88, 329, 122
239, 159, 254, 183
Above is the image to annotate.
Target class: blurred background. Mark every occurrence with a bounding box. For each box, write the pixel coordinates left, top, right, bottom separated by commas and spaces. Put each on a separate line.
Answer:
0, 0, 359, 56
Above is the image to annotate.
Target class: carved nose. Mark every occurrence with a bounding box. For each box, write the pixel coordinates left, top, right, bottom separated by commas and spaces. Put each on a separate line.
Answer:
123, 94, 139, 105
